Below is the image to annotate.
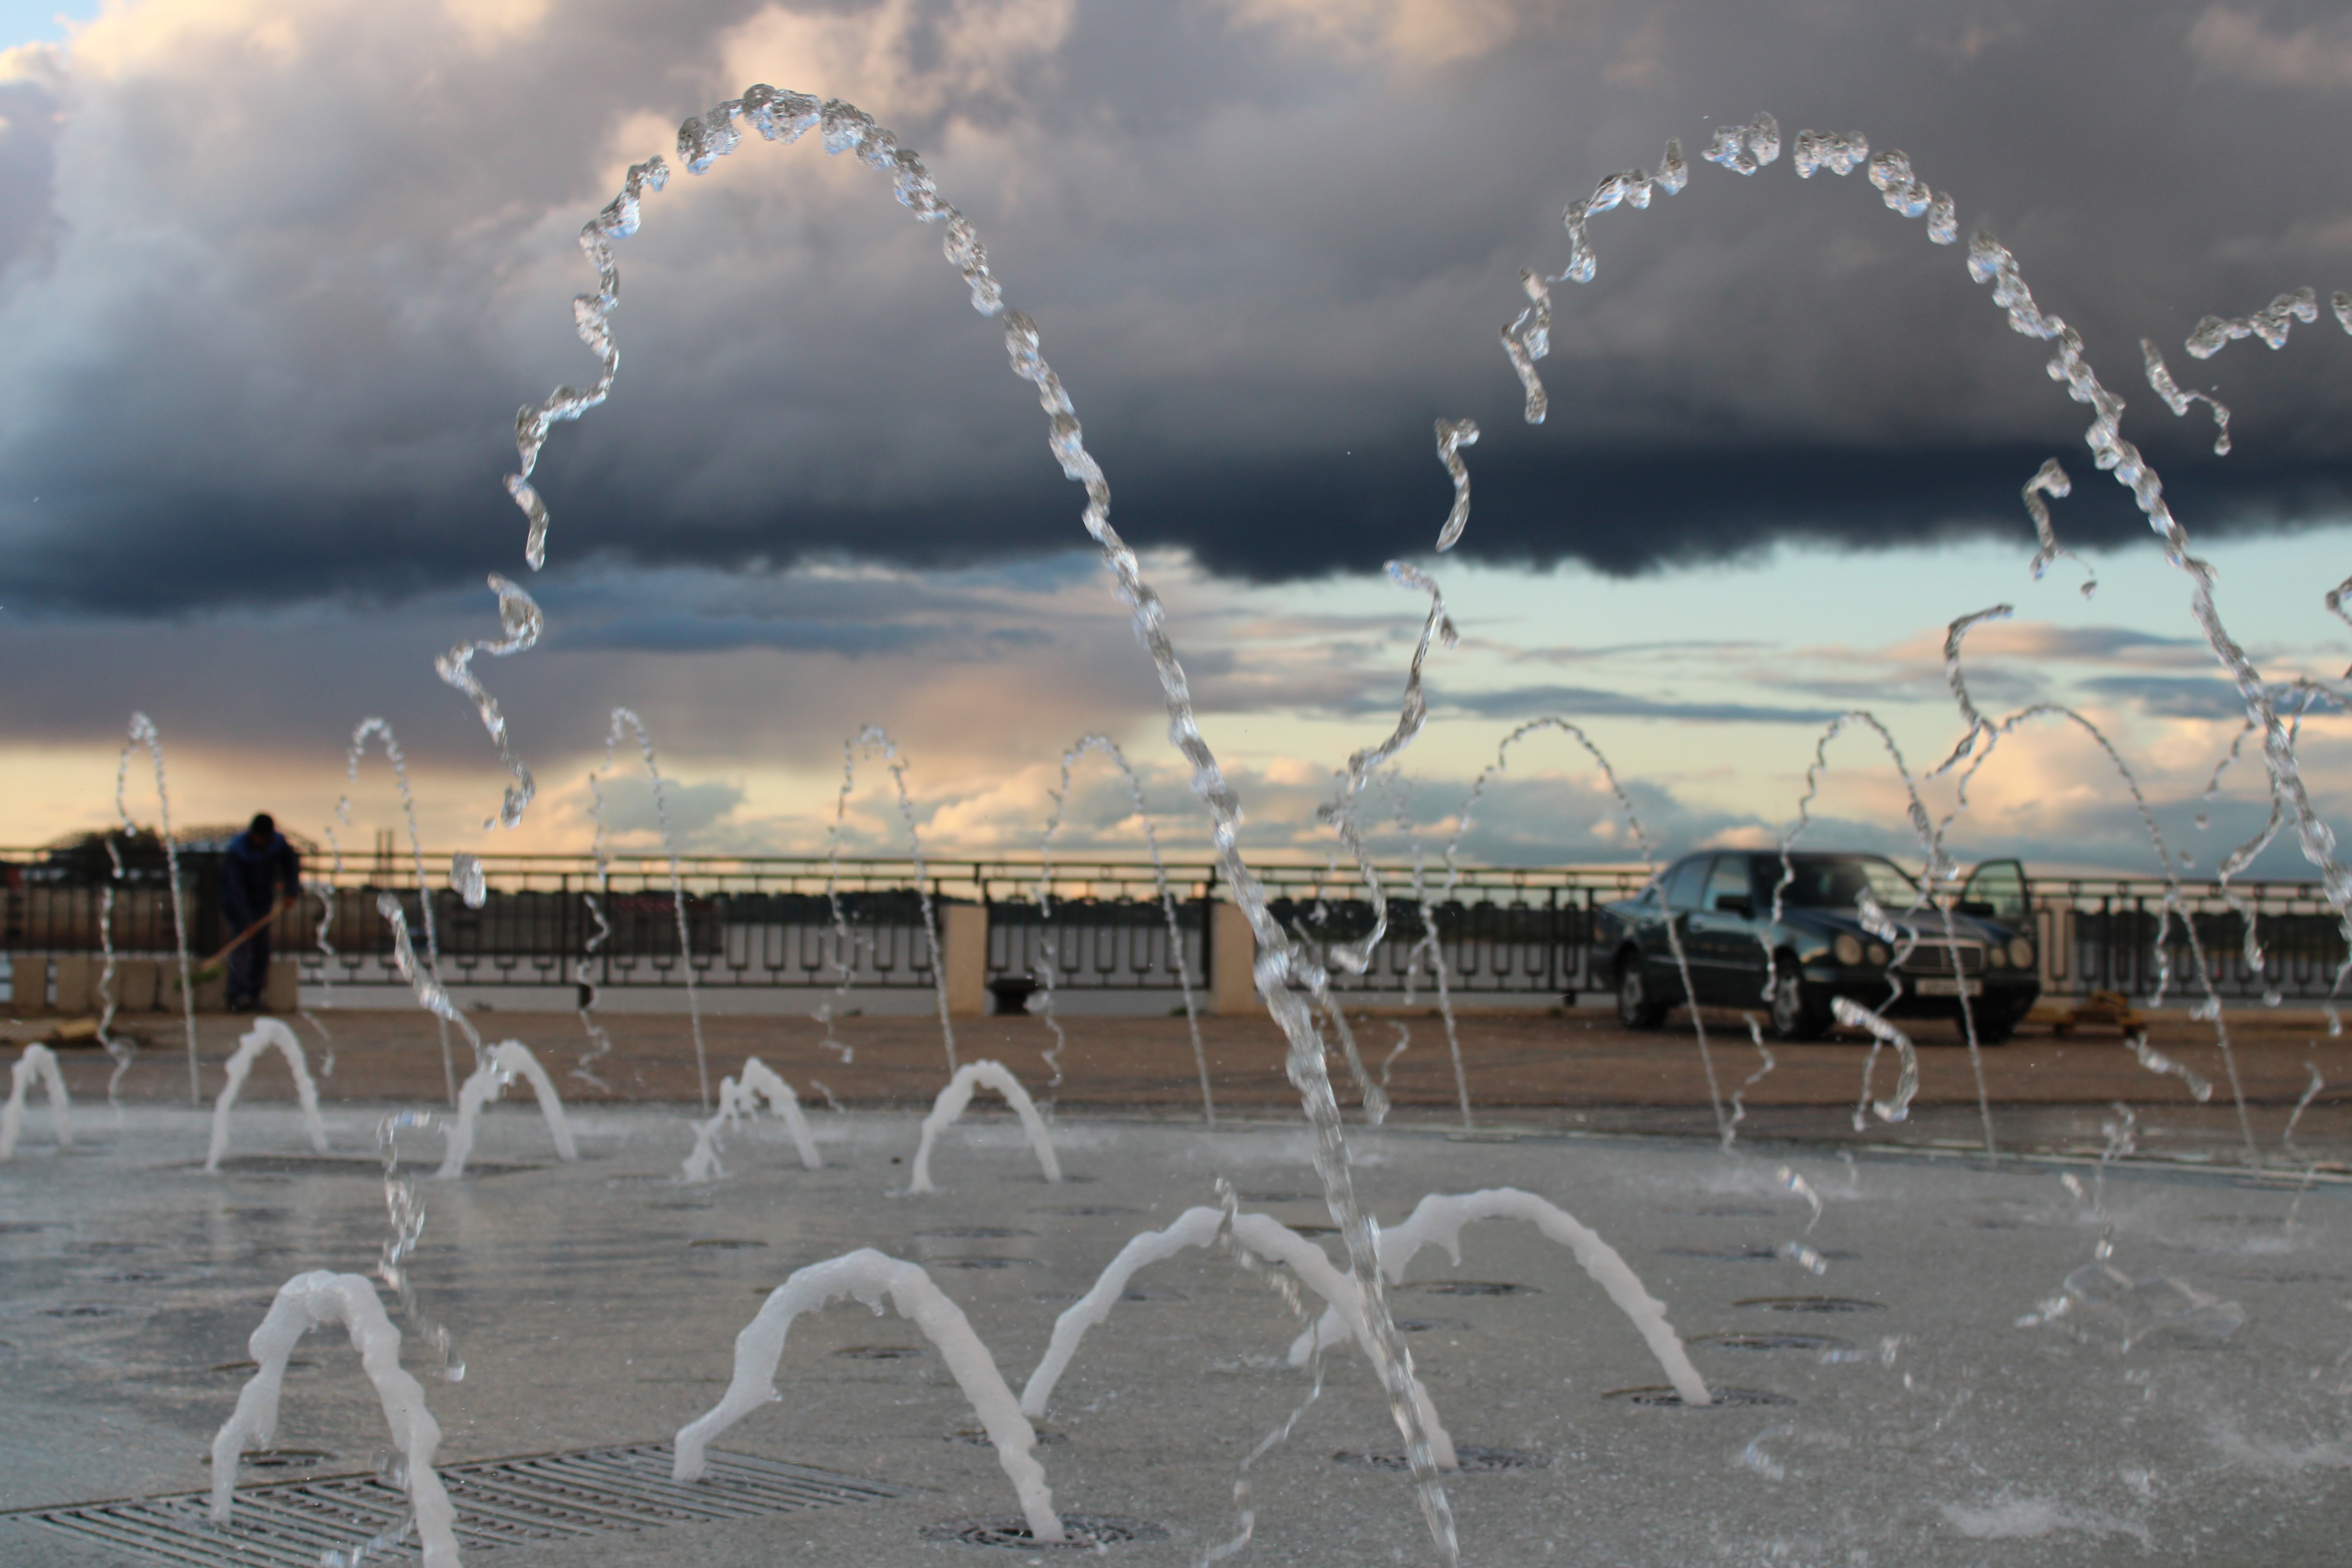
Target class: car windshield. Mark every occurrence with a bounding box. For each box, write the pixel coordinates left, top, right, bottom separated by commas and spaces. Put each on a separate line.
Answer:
1773, 855, 1920, 910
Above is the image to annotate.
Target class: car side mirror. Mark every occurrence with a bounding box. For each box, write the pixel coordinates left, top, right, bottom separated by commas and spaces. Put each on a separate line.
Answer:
1712, 893, 1753, 917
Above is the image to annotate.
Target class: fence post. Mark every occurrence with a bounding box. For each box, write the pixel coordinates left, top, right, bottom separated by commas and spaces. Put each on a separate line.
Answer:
1209, 899, 1256, 1015
941, 901, 988, 1017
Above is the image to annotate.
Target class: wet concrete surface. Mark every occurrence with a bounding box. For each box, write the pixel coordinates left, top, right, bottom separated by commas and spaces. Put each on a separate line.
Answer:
3, 1102, 2349, 1566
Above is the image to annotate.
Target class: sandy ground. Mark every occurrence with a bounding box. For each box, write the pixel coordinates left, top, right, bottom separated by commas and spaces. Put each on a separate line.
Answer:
15, 1001, 2348, 1161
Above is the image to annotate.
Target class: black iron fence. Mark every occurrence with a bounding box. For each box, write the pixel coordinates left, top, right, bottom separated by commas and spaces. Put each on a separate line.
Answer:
0, 848, 2343, 1005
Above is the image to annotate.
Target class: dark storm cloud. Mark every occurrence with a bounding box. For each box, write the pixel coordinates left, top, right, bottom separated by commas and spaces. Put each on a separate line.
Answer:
0, 0, 2348, 618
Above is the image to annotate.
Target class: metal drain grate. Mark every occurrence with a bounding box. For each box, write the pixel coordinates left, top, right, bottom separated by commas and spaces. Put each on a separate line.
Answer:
10, 1442, 911, 1567
1333, 1445, 1547, 1472
1603, 1385, 1792, 1409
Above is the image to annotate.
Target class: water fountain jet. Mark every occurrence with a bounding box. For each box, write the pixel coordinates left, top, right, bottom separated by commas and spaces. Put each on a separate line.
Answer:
1019, 1204, 1460, 1466
1281, 1188, 1710, 1406
434, 1040, 577, 1179
680, 1056, 821, 1181
209, 1270, 458, 1568
204, 1018, 329, 1172
0, 1042, 73, 1159
673, 1248, 1064, 1543
907, 1060, 1058, 1194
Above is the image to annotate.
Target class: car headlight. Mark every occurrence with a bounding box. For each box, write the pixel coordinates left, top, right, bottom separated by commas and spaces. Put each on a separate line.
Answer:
1987, 944, 2007, 969
1866, 942, 1888, 966
1833, 933, 1864, 966
2009, 937, 2035, 969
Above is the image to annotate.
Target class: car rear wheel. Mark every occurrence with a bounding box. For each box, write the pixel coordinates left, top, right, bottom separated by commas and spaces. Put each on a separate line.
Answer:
1766, 955, 1831, 1042
1617, 955, 1669, 1030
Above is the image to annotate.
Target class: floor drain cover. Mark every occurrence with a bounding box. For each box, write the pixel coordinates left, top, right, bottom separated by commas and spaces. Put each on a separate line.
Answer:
948, 1427, 1068, 1447
1407, 1281, 1536, 1297
1604, 1385, 1791, 1408
1333, 1446, 1547, 1472
1732, 1296, 1885, 1314
924, 1515, 1168, 1549
835, 1344, 926, 1359
1689, 1332, 1854, 1353
10, 1442, 910, 1566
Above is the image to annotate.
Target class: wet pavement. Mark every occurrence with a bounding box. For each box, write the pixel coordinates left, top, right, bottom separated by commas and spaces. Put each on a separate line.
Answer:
2, 1099, 2349, 1566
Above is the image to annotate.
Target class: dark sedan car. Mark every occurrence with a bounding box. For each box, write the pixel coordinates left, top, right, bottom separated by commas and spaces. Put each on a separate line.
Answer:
1595, 851, 2040, 1042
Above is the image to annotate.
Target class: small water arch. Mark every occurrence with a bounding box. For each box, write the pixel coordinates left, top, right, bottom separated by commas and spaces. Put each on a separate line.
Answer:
205, 1019, 329, 1172
210, 1270, 458, 1568
907, 1060, 1059, 1194
435, 1041, 577, 1178
673, 1249, 1063, 1543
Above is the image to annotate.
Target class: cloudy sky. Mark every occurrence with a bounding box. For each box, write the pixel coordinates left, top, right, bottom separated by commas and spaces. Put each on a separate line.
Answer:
1, 0, 2348, 878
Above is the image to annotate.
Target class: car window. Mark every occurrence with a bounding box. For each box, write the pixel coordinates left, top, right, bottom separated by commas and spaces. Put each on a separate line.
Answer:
1703, 856, 1752, 910
1777, 855, 1922, 910
1663, 857, 1710, 910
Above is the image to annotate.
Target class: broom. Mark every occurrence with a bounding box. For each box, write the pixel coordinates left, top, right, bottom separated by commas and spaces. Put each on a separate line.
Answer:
175, 897, 288, 989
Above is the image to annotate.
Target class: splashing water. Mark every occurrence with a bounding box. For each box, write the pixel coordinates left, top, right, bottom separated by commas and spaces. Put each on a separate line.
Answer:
572, 749, 619, 1090
434, 1040, 577, 1180
114, 715, 199, 1104
1439, 716, 1710, 1140
1536, 119, 2352, 1169
906, 1060, 1060, 1194
1725, 1016, 1775, 1152
2186, 286, 2321, 359
92, 834, 135, 1110
377, 893, 481, 1062
2282, 1061, 2325, 1169
1832, 997, 1921, 1128
1735, 1422, 1796, 1482
448, 853, 486, 910
673, 1247, 1065, 1543
342, 719, 463, 1103
1032, 734, 1212, 1122
1932, 616, 2256, 1156
1283, 1188, 1711, 1406
0, 1043, 72, 1159
204, 1019, 329, 1172
1196, 1179, 1330, 1568
593, 709, 711, 1112
2122, 1030, 2214, 1102
2140, 339, 2232, 454
826, 726, 958, 1076
434, 573, 542, 831
1778, 1165, 1823, 1233
375, 1110, 463, 1383
208, 1271, 459, 1568
681, 1057, 822, 1182
1431, 419, 1479, 550
1019, 1202, 1459, 1463
306, 824, 345, 1077
2016, 458, 2097, 596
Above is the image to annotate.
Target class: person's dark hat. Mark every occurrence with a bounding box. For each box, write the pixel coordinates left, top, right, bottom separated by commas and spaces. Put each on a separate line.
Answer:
248, 812, 275, 836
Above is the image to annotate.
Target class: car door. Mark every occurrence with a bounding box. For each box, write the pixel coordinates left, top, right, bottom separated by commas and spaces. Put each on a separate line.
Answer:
1650, 855, 1712, 1003
1684, 854, 1761, 1004
1959, 859, 2031, 927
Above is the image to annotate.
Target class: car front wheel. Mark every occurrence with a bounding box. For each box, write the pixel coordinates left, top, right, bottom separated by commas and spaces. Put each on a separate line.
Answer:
1617, 956, 1670, 1030
1766, 955, 1831, 1042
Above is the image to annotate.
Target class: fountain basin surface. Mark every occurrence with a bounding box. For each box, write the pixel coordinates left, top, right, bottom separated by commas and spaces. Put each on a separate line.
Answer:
1, 1107, 2346, 1566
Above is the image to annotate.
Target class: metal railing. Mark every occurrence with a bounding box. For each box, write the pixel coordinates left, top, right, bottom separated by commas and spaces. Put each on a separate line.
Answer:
1, 849, 2342, 1004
